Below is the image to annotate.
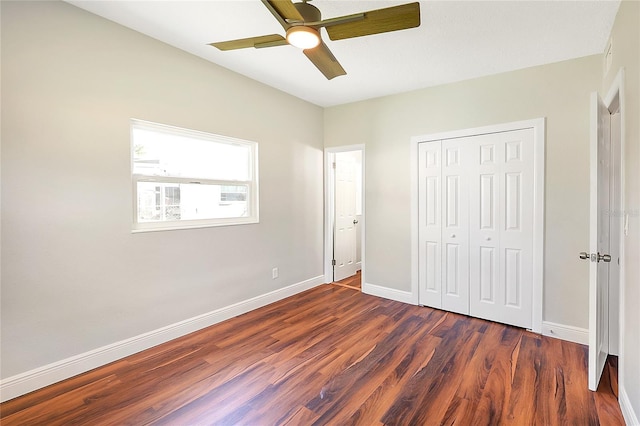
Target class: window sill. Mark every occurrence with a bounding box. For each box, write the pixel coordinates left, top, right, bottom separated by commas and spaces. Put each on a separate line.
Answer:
131, 218, 259, 233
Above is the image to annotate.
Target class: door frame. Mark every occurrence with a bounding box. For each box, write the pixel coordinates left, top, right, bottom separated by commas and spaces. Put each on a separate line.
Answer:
324, 145, 365, 284
597, 68, 626, 390
410, 118, 545, 333
588, 91, 612, 391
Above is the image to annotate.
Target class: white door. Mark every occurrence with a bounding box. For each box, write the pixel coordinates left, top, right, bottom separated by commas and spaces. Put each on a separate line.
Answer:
418, 141, 442, 307
585, 92, 611, 391
441, 139, 470, 315
334, 152, 359, 281
418, 139, 470, 314
468, 129, 534, 329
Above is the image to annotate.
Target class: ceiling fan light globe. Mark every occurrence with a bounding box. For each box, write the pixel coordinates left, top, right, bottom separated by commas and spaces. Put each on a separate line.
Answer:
286, 26, 320, 49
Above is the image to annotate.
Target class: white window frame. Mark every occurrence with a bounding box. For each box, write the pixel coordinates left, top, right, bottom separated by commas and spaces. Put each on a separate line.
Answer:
131, 119, 259, 232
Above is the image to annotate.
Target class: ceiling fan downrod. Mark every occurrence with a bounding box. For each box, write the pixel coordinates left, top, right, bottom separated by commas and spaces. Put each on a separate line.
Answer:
291, 1, 321, 24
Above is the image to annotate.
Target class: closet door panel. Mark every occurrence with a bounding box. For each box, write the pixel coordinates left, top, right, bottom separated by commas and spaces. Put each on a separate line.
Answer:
498, 129, 534, 328
418, 141, 442, 307
504, 248, 522, 307
470, 136, 501, 317
441, 140, 469, 315
479, 246, 497, 302
469, 129, 534, 328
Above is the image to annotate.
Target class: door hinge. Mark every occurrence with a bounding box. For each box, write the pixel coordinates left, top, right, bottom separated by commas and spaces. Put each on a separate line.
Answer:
332, 259, 336, 266
332, 162, 336, 169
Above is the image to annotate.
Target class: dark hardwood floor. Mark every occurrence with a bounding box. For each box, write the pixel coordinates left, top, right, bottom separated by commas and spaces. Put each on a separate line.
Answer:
333, 270, 361, 290
0, 284, 624, 425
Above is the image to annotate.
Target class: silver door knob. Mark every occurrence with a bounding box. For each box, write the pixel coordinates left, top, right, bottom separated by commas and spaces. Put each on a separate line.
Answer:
353, 219, 358, 225
451, 234, 456, 238
598, 253, 612, 263
580, 252, 612, 263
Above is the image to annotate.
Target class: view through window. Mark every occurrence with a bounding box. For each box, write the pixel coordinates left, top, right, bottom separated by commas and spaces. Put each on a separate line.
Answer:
132, 120, 258, 231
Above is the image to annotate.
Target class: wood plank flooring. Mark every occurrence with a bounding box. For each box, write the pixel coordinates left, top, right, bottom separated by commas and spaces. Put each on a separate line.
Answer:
0, 284, 625, 425
332, 270, 361, 290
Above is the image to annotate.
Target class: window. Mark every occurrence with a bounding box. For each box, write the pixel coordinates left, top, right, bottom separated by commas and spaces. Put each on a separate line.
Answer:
131, 120, 258, 231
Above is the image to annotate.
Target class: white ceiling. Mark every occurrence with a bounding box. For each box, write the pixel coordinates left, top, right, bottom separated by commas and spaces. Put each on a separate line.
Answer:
67, 0, 620, 107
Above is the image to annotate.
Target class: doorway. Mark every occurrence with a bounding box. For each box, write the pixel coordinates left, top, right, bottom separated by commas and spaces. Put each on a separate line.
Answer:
324, 146, 364, 288
586, 69, 625, 391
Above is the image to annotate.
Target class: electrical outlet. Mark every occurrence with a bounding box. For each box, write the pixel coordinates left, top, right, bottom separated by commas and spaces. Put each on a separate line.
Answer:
272, 267, 279, 279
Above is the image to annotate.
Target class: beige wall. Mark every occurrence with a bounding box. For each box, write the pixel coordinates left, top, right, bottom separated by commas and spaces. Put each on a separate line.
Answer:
1, 1, 324, 378
601, 0, 640, 420
325, 55, 602, 329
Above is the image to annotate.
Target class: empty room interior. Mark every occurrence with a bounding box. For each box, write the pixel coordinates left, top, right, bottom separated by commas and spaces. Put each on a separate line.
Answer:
1, 0, 639, 424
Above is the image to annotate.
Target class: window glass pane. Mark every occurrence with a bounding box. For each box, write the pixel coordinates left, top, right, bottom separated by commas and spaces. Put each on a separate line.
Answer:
137, 182, 249, 223
133, 127, 251, 181
220, 185, 247, 202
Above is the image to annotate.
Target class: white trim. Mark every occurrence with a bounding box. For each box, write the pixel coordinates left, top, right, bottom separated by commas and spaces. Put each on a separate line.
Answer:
0, 275, 325, 403
410, 118, 545, 333
362, 282, 416, 305
410, 118, 546, 144
531, 119, 546, 334
604, 70, 624, 356
323, 150, 335, 283
410, 135, 420, 303
324, 145, 366, 285
619, 385, 640, 426
541, 321, 589, 345
603, 68, 627, 405
604, 68, 624, 108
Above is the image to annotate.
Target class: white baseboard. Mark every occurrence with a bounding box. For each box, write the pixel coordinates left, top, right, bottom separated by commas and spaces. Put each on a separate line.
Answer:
0, 275, 325, 403
362, 282, 418, 305
541, 321, 589, 345
620, 385, 640, 426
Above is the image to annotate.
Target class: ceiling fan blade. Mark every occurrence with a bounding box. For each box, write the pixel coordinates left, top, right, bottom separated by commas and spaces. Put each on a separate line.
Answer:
262, 0, 303, 29
303, 41, 346, 80
326, 2, 420, 41
210, 34, 287, 51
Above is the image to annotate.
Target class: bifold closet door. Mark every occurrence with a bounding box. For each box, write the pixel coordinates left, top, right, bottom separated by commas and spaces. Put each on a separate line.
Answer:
468, 129, 534, 329
418, 141, 442, 308
417, 139, 469, 315
441, 139, 469, 315
418, 128, 535, 329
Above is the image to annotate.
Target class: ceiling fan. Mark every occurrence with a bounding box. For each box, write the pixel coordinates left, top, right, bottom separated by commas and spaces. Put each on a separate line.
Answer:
209, 0, 421, 80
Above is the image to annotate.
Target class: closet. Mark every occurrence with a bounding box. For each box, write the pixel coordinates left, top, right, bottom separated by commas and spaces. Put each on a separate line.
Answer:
418, 128, 535, 329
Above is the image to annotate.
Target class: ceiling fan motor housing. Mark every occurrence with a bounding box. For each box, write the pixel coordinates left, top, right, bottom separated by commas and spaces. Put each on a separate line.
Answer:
293, 2, 321, 23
